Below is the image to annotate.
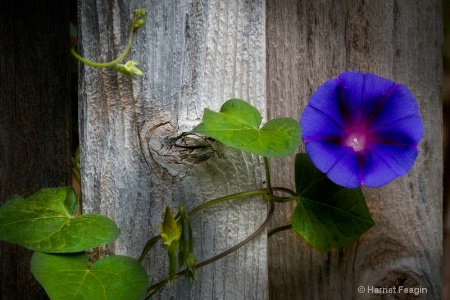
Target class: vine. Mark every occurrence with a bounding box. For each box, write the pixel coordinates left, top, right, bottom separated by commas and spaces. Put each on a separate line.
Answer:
70, 8, 147, 78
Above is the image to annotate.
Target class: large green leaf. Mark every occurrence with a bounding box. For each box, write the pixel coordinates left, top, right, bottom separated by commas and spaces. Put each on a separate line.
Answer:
192, 99, 301, 157
0, 187, 119, 252
31, 252, 148, 300
291, 153, 374, 253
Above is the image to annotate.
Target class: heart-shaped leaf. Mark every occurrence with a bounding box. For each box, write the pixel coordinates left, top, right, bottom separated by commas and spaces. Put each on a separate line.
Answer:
291, 153, 374, 253
31, 252, 148, 300
0, 187, 119, 252
192, 99, 301, 157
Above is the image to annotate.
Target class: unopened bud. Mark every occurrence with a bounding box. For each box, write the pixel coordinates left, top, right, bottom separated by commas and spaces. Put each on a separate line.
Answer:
134, 8, 147, 17
134, 18, 147, 29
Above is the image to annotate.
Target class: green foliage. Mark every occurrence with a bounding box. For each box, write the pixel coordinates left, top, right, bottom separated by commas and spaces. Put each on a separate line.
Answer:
31, 252, 148, 300
0, 95, 387, 298
0, 187, 119, 253
291, 153, 375, 253
192, 99, 301, 158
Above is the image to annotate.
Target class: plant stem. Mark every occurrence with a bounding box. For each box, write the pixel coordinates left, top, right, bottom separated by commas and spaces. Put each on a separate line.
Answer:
187, 189, 269, 216
137, 235, 162, 263
271, 195, 298, 203
195, 199, 274, 269
139, 164, 296, 263
146, 199, 275, 298
272, 186, 297, 197
138, 189, 268, 263
185, 214, 194, 253
71, 16, 137, 68
147, 274, 180, 298
142, 157, 289, 296
267, 224, 292, 238
263, 156, 273, 196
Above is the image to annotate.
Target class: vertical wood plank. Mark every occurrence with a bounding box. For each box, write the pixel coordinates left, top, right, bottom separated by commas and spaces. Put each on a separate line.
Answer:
266, 0, 442, 299
78, 0, 267, 298
0, 1, 70, 298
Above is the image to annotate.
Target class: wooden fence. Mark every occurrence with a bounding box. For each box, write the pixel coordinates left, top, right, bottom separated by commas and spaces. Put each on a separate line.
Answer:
0, 0, 442, 299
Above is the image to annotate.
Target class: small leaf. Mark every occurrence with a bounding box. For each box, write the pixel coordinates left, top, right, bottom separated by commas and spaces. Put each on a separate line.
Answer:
291, 153, 374, 253
31, 252, 148, 300
0, 187, 119, 252
114, 60, 144, 78
192, 99, 301, 158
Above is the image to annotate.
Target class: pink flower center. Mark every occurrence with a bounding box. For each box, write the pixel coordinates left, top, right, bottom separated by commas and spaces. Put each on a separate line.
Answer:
344, 130, 367, 152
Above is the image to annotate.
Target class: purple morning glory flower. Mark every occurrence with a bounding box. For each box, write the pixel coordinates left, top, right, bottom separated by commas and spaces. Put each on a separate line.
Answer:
300, 71, 424, 188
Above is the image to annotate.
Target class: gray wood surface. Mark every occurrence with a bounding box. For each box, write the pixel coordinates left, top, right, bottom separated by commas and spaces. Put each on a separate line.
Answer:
266, 1, 443, 299
78, 1, 267, 299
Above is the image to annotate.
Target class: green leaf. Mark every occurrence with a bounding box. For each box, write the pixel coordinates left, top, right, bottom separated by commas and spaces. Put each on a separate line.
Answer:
0, 187, 119, 252
291, 153, 374, 253
31, 252, 148, 300
192, 99, 301, 158
114, 60, 144, 78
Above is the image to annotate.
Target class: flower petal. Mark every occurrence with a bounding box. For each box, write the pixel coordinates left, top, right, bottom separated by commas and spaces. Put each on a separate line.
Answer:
304, 79, 344, 128
305, 141, 361, 188
362, 144, 419, 187
301, 105, 343, 141
371, 85, 424, 144
372, 114, 424, 146
337, 71, 397, 119
326, 150, 362, 189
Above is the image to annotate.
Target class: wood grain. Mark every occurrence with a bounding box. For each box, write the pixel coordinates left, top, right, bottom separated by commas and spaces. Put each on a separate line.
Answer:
266, 1, 442, 299
78, 1, 267, 299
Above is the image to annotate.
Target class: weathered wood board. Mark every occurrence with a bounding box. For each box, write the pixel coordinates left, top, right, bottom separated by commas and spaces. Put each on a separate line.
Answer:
266, 1, 442, 299
78, 1, 267, 299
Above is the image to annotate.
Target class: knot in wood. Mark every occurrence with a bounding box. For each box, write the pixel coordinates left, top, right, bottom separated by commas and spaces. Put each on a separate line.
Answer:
140, 117, 215, 177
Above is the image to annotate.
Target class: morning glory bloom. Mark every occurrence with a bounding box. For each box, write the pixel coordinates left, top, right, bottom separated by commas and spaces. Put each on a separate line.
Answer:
300, 71, 423, 188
